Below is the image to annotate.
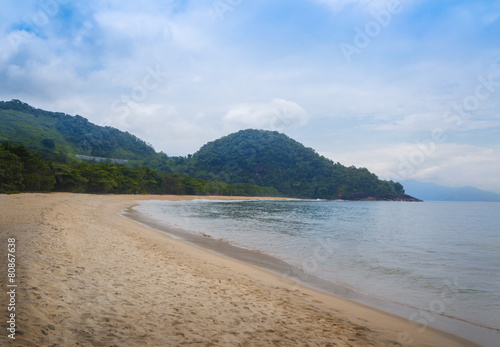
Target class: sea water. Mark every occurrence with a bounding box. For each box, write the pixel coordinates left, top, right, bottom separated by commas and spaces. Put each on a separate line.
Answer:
132, 199, 500, 342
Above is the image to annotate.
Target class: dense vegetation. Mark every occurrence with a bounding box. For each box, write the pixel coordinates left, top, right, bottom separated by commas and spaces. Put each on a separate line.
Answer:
0, 142, 279, 196
1, 100, 409, 199
182, 129, 405, 199
0, 100, 156, 161
0, 142, 56, 193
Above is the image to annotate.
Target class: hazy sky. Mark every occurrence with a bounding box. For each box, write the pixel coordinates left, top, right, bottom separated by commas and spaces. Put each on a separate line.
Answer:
1, 0, 500, 192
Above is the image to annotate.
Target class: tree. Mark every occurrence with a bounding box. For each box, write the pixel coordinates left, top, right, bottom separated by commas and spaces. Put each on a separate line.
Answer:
81, 164, 118, 193
393, 182, 405, 194
0, 148, 24, 193
52, 162, 88, 192
41, 138, 55, 149
22, 153, 56, 191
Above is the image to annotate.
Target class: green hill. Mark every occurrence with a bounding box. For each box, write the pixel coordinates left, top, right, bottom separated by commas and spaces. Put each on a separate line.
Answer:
183, 129, 407, 200
1, 100, 414, 200
0, 99, 156, 161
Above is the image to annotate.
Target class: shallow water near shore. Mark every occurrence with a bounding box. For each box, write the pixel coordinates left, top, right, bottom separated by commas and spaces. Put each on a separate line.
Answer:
128, 199, 500, 346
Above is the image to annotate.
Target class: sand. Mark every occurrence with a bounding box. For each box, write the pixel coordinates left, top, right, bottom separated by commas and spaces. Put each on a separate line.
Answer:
0, 193, 476, 346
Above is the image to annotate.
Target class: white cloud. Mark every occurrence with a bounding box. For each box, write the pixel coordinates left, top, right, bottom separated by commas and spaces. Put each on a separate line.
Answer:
1, 1, 499, 191
368, 112, 441, 131
369, 112, 500, 132
99, 102, 216, 155
223, 99, 309, 131
321, 143, 500, 193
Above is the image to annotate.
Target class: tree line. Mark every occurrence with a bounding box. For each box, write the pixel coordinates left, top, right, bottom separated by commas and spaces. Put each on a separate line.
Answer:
0, 142, 280, 197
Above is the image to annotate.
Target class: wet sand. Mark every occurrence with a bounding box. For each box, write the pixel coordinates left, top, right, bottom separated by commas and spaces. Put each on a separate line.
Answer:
0, 193, 476, 346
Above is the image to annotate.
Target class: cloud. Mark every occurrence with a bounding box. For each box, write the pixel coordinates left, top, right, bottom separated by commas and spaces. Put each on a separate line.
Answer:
100, 102, 217, 155
369, 112, 500, 132
1, 1, 499, 190
369, 113, 442, 131
321, 143, 500, 193
223, 99, 309, 131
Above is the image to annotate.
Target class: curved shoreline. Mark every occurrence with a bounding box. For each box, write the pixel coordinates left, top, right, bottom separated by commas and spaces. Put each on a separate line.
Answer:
124, 200, 500, 347
0, 193, 486, 346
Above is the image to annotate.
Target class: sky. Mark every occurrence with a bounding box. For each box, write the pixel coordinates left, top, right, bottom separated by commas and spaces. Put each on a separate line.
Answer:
1, 0, 500, 193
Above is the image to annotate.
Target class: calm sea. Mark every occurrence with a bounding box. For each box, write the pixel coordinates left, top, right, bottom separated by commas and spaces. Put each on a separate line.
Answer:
131, 199, 500, 344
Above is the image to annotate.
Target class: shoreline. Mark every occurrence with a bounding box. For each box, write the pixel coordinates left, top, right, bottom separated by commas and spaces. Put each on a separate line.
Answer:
125, 199, 499, 347
0, 193, 479, 346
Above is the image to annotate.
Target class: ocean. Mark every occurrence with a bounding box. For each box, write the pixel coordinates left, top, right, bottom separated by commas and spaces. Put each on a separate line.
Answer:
128, 199, 500, 345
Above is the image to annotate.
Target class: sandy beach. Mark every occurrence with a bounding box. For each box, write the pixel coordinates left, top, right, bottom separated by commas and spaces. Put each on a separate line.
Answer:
0, 193, 475, 346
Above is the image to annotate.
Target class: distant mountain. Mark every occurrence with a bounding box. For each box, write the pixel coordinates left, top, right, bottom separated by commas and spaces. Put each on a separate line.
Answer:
401, 180, 500, 202
183, 129, 412, 200
0, 99, 156, 161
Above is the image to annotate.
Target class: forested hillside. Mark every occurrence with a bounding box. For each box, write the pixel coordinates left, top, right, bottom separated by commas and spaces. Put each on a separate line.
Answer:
0, 100, 156, 161
1, 100, 414, 200
184, 129, 406, 200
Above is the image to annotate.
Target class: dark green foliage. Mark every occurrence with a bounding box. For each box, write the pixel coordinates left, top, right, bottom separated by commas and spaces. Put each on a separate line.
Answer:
55, 115, 156, 159
393, 182, 405, 194
52, 162, 88, 193
0, 142, 277, 196
181, 129, 404, 199
0, 142, 56, 193
1, 100, 407, 199
42, 138, 55, 149
22, 153, 56, 191
0, 100, 156, 161
0, 147, 24, 193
